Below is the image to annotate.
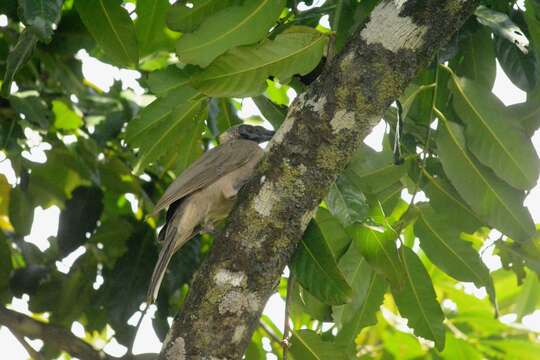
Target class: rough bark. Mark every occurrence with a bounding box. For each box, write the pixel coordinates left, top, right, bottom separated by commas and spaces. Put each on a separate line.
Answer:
160, 1, 479, 359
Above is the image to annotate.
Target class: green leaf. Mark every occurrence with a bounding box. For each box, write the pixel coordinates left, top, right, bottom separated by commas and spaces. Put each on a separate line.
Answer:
392, 246, 445, 350
208, 98, 241, 137
449, 75, 539, 190
292, 222, 353, 305
332, 0, 358, 52
350, 224, 403, 288
28, 148, 90, 207
326, 176, 368, 228
421, 170, 483, 233
452, 25, 496, 89
507, 90, 540, 136
9, 91, 52, 128
124, 86, 206, 173
252, 95, 287, 129
75, 0, 139, 67
146, 65, 193, 96
9, 187, 34, 236
344, 143, 408, 194
496, 33, 539, 92
52, 100, 83, 130
483, 339, 540, 360
525, 0, 540, 69
136, 0, 171, 56
175, 0, 284, 67
383, 331, 426, 360
289, 330, 349, 360
1, 29, 39, 97
475, 6, 529, 54
166, 0, 240, 33
192, 26, 327, 97
0, 232, 12, 296
167, 108, 207, 176
435, 114, 535, 241
333, 244, 386, 345
57, 186, 104, 256
293, 281, 332, 322
314, 208, 350, 259
439, 333, 483, 360
90, 217, 133, 269
415, 204, 496, 307
19, 0, 63, 42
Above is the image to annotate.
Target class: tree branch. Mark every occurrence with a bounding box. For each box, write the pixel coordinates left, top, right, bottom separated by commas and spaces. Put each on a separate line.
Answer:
160, 1, 480, 358
0, 305, 111, 360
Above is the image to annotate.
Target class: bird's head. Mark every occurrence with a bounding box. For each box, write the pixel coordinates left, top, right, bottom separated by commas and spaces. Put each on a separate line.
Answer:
218, 124, 275, 144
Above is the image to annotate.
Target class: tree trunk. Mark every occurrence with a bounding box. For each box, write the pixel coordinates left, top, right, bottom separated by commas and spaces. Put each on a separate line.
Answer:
160, 1, 479, 358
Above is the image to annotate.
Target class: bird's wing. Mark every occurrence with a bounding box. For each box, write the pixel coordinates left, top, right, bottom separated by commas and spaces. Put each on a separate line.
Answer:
151, 140, 261, 215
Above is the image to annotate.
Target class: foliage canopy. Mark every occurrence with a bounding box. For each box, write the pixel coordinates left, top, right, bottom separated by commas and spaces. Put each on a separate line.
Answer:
1, 0, 540, 359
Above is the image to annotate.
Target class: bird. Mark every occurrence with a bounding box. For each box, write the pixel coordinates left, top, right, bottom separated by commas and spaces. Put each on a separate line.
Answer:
146, 124, 274, 303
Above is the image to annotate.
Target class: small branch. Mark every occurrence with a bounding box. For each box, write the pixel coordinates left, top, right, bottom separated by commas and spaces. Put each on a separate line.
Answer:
259, 320, 282, 345
282, 274, 294, 360
0, 305, 111, 360
11, 329, 44, 360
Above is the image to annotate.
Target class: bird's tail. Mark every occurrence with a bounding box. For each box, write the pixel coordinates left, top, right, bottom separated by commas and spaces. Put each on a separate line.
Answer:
146, 236, 177, 304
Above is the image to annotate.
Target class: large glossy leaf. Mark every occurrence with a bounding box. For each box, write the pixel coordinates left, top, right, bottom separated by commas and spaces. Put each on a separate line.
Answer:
326, 175, 368, 228
475, 6, 529, 54
292, 222, 353, 305
453, 25, 496, 89
146, 65, 194, 96
314, 208, 350, 258
350, 224, 403, 288
415, 204, 496, 306
392, 246, 445, 350
289, 330, 349, 360
19, 0, 63, 42
333, 244, 386, 345
421, 170, 483, 233
136, 0, 171, 56
166, 0, 240, 33
435, 114, 535, 241
124, 86, 206, 173
175, 0, 284, 67
344, 143, 408, 195
192, 26, 327, 97
75, 0, 139, 67
449, 74, 539, 190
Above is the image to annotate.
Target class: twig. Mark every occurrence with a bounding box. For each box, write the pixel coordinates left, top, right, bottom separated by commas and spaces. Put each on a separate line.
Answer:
259, 320, 282, 345
0, 305, 110, 360
282, 273, 294, 360
11, 329, 44, 360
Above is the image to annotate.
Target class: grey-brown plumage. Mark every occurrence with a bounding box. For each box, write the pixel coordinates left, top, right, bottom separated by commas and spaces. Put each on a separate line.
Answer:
147, 125, 274, 303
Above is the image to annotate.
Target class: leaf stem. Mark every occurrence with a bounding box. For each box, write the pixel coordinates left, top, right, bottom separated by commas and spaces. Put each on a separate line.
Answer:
282, 272, 294, 360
